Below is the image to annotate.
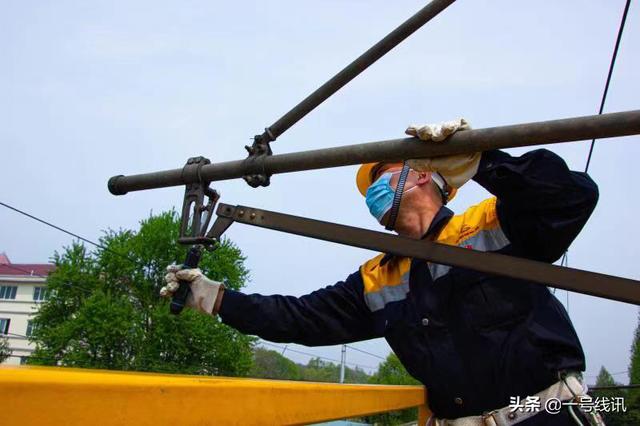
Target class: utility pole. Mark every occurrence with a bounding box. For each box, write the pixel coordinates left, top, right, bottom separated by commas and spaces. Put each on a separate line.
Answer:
340, 345, 346, 384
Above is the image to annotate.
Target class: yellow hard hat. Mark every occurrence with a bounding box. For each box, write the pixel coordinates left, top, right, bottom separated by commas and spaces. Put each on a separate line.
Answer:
355, 162, 457, 202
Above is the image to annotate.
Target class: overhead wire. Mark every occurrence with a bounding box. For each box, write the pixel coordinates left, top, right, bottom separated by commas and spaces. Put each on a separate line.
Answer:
584, 0, 632, 173
0, 200, 381, 369
561, 0, 631, 315
0, 201, 140, 266
344, 344, 387, 361
259, 340, 378, 371
585, 370, 628, 378
0, 200, 165, 296
1, 200, 389, 370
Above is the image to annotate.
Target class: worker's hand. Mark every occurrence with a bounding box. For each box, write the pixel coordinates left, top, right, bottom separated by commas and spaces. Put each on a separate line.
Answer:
405, 118, 471, 142
404, 118, 480, 189
160, 265, 224, 316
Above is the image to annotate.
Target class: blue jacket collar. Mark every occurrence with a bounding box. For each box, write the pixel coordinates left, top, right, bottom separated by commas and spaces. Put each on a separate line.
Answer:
379, 205, 454, 266
421, 206, 454, 240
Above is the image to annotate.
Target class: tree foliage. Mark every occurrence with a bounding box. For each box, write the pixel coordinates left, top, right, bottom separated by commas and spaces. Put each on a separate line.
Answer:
595, 365, 617, 388
629, 312, 640, 389
589, 313, 640, 426
623, 311, 640, 424
28, 210, 255, 375
250, 348, 370, 384
592, 366, 627, 426
0, 336, 10, 363
364, 353, 420, 425
251, 348, 302, 380
302, 357, 370, 384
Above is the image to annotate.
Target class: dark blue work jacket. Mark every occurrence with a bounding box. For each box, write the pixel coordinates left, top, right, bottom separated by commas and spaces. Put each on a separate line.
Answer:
220, 149, 598, 419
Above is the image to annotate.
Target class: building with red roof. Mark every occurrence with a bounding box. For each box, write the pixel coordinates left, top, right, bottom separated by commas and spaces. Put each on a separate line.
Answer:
0, 252, 55, 365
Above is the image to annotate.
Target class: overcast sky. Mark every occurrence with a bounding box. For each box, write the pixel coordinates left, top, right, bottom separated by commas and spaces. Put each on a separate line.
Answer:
1, 0, 638, 383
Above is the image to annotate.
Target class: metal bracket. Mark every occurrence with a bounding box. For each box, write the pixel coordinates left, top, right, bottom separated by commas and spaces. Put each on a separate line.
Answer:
178, 156, 220, 248
243, 129, 274, 188
171, 157, 226, 315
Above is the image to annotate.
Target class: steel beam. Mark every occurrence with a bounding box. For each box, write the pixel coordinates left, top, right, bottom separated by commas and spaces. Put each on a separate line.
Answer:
214, 203, 640, 305
109, 110, 640, 195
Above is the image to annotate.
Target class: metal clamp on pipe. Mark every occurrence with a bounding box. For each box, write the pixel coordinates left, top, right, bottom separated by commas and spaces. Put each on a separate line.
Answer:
243, 128, 275, 188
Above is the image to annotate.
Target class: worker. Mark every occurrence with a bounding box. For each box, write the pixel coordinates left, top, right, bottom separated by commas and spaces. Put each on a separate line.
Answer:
161, 119, 601, 425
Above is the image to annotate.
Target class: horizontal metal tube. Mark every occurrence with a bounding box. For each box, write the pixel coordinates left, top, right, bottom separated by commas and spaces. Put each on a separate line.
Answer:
109, 109, 640, 195
264, 0, 456, 141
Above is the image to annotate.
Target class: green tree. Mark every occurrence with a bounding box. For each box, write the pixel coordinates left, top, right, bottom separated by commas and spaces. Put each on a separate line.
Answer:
593, 366, 628, 426
302, 357, 341, 382
624, 312, 640, 424
630, 312, 640, 388
251, 348, 302, 380
298, 357, 371, 384
0, 335, 10, 363
249, 349, 371, 384
28, 210, 254, 376
595, 365, 617, 388
366, 353, 421, 425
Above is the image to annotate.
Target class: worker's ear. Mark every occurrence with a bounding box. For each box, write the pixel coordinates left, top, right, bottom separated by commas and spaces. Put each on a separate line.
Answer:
415, 171, 433, 187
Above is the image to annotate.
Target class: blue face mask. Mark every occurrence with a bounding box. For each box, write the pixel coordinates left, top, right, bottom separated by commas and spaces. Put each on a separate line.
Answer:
365, 173, 395, 222
365, 171, 417, 223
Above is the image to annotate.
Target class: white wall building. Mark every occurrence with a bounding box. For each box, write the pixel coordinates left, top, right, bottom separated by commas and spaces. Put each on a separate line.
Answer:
0, 252, 54, 365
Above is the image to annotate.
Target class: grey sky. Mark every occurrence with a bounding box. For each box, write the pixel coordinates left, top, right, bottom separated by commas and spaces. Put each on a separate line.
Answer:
1, 0, 638, 382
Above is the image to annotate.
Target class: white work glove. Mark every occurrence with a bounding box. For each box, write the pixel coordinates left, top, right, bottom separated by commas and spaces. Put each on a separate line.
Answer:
160, 265, 224, 316
404, 118, 481, 189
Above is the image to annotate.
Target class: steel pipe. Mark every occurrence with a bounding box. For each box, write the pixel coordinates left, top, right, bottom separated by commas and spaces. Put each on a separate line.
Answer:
260, 0, 456, 142
109, 109, 640, 195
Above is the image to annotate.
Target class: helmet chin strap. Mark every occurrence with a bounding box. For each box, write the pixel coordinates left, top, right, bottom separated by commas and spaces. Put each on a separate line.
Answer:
385, 161, 410, 231
385, 166, 451, 231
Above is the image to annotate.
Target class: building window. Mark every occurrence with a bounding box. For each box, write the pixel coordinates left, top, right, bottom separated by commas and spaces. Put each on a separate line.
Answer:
26, 320, 37, 337
33, 286, 48, 302
20, 356, 29, 365
0, 285, 17, 300
0, 318, 10, 335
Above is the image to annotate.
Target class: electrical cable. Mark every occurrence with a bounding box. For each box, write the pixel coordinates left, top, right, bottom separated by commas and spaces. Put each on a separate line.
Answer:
344, 344, 387, 361
585, 370, 628, 378
0, 199, 383, 371
560, 0, 632, 318
0, 200, 163, 296
584, 0, 632, 173
259, 340, 377, 371
0, 201, 140, 266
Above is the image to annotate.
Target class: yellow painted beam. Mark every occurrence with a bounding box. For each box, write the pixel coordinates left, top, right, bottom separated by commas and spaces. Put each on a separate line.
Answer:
0, 366, 430, 425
